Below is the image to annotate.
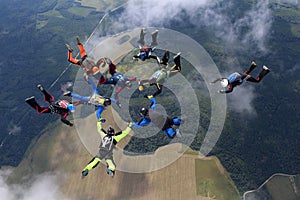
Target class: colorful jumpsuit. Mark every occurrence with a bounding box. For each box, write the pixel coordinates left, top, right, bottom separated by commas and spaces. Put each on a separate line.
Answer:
25, 86, 73, 126
133, 97, 181, 138
81, 120, 132, 176
69, 77, 115, 119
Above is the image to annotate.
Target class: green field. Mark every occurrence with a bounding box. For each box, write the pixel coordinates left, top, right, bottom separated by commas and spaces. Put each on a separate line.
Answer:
195, 159, 240, 200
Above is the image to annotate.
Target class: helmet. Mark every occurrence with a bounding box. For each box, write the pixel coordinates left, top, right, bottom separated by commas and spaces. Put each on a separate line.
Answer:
140, 107, 149, 117
125, 81, 132, 88
107, 127, 115, 136
67, 104, 76, 113
220, 79, 229, 88
104, 98, 111, 106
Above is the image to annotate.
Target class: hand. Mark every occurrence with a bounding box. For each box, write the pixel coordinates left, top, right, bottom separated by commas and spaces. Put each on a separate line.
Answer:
98, 118, 106, 123
128, 122, 133, 128
69, 123, 73, 127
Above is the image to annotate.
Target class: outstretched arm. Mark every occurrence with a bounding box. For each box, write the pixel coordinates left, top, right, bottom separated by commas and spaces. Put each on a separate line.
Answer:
133, 118, 151, 128
114, 123, 132, 143
211, 78, 223, 84
149, 97, 156, 110
97, 119, 106, 139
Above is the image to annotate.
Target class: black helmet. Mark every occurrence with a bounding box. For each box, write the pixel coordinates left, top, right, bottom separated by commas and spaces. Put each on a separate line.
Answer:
104, 98, 111, 106
107, 127, 115, 136
140, 107, 149, 117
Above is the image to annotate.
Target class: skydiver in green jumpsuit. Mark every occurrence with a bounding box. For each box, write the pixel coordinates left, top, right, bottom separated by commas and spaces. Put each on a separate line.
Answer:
138, 51, 181, 98
81, 119, 133, 177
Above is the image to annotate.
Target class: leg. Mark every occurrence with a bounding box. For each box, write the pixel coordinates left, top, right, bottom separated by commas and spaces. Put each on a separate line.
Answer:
170, 53, 181, 73
37, 85, 54, 103
77, 43, 87, 61
245, 61, 257, 75
66, 47, 81, 65
70, 93, 89, 103
160, 51, 169, 65
82, 156, 101, 177
96, 106, 105, 119
105, 159, 116, 176
152, 83, 163, 97
151, 29, 158, 47
137, 28, 146, 46
25, 96, 51, 114
87, 77, 99, 95
247, 66, 270, 83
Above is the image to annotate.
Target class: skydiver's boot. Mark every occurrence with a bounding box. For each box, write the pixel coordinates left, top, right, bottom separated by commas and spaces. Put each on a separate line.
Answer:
63, 91, 71, 96
65, 44, 73, 52
160, 51, 169, 66
137, 28, 146, 46
257, 65, 270, 81
25, 96, 44, 112
76, 36, 81, 45
37, 84, 55, 103
245, 61, 257, 75
151, 30, 158, 47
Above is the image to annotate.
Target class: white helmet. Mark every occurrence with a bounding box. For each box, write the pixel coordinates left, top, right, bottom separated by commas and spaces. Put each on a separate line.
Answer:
220, 79, 229, 88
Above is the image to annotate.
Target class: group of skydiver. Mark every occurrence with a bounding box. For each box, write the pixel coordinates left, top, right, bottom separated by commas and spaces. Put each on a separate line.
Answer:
24, 28, 270, 177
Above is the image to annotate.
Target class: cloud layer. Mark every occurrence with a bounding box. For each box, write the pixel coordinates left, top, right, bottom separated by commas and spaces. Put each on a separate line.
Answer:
0, 170, 69, 200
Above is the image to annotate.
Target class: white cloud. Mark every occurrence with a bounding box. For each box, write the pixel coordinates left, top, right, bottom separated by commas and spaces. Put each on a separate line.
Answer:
227, 85, 257, 115
0, 170, 69, 200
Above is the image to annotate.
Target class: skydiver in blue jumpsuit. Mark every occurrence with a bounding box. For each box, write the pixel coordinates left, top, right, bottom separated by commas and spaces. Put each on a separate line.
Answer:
133, 97, 182, 138
211, 61, 270, 93
64, 76, 115, 120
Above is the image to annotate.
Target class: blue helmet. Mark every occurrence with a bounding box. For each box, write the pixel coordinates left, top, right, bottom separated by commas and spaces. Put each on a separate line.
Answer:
67, 104, 76, 113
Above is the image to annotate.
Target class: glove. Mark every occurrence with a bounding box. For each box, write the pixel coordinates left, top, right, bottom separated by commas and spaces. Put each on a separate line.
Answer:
128, 122, 133, 128
69, 123, 73, 127
98, 118, 106, 123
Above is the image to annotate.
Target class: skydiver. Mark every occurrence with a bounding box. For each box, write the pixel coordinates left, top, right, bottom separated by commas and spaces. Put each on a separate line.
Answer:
132, 29, 160, 64
25, 85, 75, 126
133, 96, 182, 138
211, 61, 270, 93
81, 119, 133, 177
138, 51, 181, 98
66, 36, 105, 78
64, 76, 115, 119
98, 57, 137, 107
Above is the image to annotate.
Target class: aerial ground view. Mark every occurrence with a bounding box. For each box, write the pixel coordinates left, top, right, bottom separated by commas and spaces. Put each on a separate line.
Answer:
0, 0, 299, 199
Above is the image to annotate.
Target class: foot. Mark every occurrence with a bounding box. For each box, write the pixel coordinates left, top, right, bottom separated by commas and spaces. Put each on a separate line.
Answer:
106, 168, 115, 177
63, 91, 71, 96
76, 36, 81, 44
251, 61, 257, 67
82, 169, 89, 177
263, 65, 270, 71
37, 84, 44, 91
25, 96, 35, 102
173, 52, 181, 60
65, 44, 73, 52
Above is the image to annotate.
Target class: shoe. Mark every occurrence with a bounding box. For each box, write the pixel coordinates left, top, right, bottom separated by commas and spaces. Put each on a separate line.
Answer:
82, 169, 89, 177
63, 91, 71, 96
65, 44, 73, 52
37, 84, 44, 91
76, 36, 81, 44
175, 129, 182, 138
173, 52, 181, 60
263, 65, 270, 71
251, 61, 257, 67
138, 85, 144, 91
106, 168, 115, 177
25, 96, 35, 102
